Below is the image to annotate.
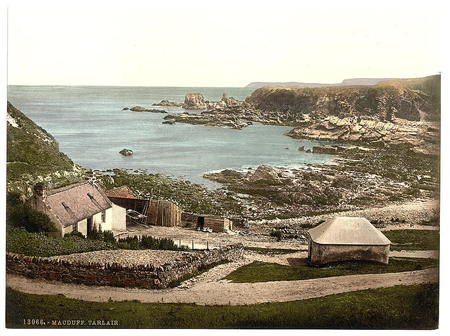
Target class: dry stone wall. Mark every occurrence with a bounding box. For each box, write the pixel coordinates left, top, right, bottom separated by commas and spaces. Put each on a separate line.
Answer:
6, 244, 243, 289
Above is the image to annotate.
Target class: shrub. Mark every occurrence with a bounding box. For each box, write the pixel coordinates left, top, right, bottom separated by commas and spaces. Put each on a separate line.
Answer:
87, 225, 104, 241
6, 192, 57, 233
102, 230, 116, 244
6, 226, 115, 257
65, 231, 85, 239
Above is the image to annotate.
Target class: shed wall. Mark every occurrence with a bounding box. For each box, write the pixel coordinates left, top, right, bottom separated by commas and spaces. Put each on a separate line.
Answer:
309, 241, 390, 265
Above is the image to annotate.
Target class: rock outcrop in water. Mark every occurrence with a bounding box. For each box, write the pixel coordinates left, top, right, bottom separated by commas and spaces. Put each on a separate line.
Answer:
119, 149, 133, 156
182, 93, 207, 110
163, 112, 252, 129
127, 106, 167, 113
153, 100, 183, 107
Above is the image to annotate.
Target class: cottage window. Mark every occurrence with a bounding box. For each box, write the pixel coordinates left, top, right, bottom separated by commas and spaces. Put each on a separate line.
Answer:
101, 210, 106, 222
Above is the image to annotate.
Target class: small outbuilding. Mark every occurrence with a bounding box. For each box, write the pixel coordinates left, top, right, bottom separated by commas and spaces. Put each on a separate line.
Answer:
308, 217, 391, 265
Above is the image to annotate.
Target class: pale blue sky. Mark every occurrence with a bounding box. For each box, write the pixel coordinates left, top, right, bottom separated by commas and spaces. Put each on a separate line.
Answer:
8, 4, 440, 86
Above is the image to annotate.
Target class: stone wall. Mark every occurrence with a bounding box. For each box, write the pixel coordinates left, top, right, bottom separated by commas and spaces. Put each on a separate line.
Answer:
6, 244, 243, 289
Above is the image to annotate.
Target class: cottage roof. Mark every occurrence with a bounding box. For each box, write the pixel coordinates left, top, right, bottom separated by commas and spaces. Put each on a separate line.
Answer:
45, 182, 112, 227
105, 186, 136, 199
308, 217, 390, 245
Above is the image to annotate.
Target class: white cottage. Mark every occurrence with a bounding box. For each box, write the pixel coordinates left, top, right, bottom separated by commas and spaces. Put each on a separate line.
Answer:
30, 182, 126, 237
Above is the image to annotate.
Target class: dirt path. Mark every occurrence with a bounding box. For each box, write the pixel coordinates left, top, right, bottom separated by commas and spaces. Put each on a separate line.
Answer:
390, 250, 439, 259
7, 268, 438, 306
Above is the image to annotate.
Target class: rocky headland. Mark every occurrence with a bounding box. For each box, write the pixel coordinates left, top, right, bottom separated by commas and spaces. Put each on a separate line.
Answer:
162, 76, 440, 153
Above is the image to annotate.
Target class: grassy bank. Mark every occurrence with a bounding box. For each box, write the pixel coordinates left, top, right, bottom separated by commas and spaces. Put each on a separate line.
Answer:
384, 230, 440, 251
244, 247, 300, 255
6, 226, 115, 257
6, 226, 186, 257
6, 284, 438, 329
225, 258, 438, 283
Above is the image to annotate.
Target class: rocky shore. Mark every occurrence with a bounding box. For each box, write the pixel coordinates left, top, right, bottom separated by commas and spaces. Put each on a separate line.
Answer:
203, 162, 435, 220
115, 76, 440, 224
287, 116, 439, 156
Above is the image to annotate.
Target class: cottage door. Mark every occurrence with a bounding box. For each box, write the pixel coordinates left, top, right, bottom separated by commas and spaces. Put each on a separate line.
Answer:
197, 216, 205, 230
87, 217, 93, 235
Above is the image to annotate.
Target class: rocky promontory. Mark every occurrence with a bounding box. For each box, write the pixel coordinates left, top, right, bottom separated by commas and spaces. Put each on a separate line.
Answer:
163, 112, 252, 129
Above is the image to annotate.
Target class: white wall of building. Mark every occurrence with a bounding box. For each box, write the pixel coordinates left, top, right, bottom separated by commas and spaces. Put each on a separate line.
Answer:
61, 204, 125, 236
112, 203, 127, 231
77, 218, 88, 236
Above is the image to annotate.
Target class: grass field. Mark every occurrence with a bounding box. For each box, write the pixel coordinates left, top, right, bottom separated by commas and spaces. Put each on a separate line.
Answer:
6, 284, 438, 329
384, 230, 439, 251
224, 258, 438, 283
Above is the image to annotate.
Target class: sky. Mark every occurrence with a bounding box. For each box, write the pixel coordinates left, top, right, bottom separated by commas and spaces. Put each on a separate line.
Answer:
7, 3, 441, 87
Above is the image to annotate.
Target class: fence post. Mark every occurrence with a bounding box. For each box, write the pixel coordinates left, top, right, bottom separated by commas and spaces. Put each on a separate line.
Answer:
207, 241, 209, 250
192, 240, 194, 250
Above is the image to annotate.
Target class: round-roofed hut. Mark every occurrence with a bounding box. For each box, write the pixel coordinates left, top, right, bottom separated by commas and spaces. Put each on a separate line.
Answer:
307, 217, 391, 265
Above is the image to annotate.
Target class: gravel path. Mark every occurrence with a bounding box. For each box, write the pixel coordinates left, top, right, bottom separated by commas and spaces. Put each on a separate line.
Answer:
6, 268, 438, 306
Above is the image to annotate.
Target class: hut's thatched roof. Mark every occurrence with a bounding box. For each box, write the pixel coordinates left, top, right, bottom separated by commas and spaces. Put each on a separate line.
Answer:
308, 217, 390, 245
45, 182, 112, 227
105, 185, 136, 199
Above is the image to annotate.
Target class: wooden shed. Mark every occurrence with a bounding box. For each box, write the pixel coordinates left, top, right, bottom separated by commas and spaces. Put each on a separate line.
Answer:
107, 195, 181, 227
197, 215, 233, 233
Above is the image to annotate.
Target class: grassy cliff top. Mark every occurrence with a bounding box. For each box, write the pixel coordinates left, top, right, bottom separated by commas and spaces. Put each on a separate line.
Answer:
7, 102, 83, 195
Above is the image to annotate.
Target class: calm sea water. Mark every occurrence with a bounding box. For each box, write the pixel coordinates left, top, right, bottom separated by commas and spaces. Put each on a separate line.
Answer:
8, 86, 335, 188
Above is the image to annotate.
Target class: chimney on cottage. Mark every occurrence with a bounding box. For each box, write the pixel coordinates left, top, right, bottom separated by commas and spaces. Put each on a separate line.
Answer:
84, 171, 97, 184
31, 182, 47, 212
33, 182, 46, 198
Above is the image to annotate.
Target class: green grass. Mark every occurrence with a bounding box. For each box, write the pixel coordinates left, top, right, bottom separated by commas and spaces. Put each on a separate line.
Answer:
244, 247, 300, 255
384, 230, 440, 251
6, 226, 188, 257
6, 226, 115, 257
224, 258, 438, 283
7, 102, 81, 182
6, 284, 438, 329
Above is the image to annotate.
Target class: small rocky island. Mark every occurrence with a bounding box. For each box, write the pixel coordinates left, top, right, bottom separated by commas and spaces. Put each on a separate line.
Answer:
119, 148, 133, 156
123, 106, 167, 113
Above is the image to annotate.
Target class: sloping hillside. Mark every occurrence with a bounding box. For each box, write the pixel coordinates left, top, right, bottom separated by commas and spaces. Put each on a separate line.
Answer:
7, 102, 83, 197
245, 76, 439, 122
377, 75, 440, 120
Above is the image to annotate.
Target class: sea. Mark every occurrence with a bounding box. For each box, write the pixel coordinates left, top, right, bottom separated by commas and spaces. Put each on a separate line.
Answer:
8, 86, 335, 188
